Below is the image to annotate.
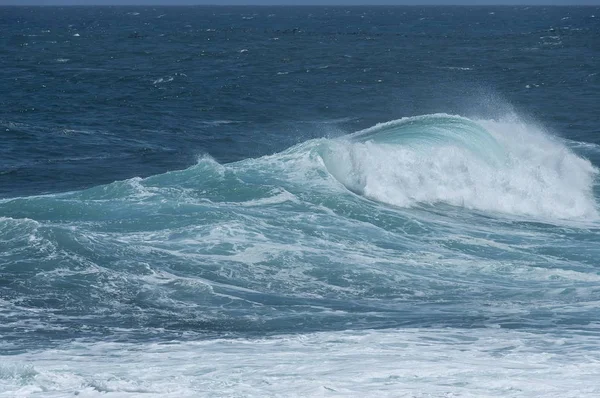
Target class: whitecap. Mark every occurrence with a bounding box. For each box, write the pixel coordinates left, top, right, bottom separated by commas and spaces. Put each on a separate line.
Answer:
439, 66, 473, 71
196, 120, 243, 126
153, 76, 174, 85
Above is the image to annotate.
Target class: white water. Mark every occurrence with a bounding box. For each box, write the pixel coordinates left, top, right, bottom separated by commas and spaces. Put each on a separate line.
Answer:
2, 328, 600, 397
322, 114, 598, 220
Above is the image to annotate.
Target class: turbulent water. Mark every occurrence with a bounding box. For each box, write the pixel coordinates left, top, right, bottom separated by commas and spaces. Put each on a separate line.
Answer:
1, 6, 600, 397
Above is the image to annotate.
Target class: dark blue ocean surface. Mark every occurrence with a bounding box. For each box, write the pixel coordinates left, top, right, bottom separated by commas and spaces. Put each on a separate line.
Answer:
1, 6, 600, 397
1, 6, 599, 196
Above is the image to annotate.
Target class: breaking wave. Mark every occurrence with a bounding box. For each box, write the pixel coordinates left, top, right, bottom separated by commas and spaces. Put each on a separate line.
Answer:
321, 114, 598, 220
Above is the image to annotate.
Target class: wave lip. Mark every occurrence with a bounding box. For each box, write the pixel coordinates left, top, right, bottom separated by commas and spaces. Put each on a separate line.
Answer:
322, 114, 599, 221
350, 113, 506, 165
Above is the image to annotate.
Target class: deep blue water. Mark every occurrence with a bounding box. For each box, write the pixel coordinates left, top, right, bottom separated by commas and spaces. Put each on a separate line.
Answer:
1, 6, 600, 397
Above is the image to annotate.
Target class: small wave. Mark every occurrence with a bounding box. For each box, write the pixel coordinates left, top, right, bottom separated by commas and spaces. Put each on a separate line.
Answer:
236, 189, 300, 207
196, 120, 243, 126
437, 66, 473, 71
153, 76, 174, 85
295, 117, 357, 125
152, 72, 187, 85
566, 140, 600, 154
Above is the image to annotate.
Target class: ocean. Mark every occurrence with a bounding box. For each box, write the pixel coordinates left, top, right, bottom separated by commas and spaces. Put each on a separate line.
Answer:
1, 5, 599, 397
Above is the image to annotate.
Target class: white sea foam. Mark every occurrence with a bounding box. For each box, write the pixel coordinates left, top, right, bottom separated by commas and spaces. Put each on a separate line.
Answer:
321, 114, 599, 221
2, 328, 600, 397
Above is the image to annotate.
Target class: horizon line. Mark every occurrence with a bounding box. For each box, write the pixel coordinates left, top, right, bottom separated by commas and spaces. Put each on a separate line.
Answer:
1, 3, 597, 6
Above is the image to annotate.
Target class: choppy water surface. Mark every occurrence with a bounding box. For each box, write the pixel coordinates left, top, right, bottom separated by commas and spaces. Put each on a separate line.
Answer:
1, 6, 599, 397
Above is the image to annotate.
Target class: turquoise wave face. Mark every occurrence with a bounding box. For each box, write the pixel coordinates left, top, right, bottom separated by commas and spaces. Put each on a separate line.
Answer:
349, 113, 507, 165
1, 114, 599, 351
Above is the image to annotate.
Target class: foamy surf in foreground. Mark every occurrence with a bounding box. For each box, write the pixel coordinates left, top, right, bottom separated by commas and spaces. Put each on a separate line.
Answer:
1, 113, 599, 397
2, 328, 600, 397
